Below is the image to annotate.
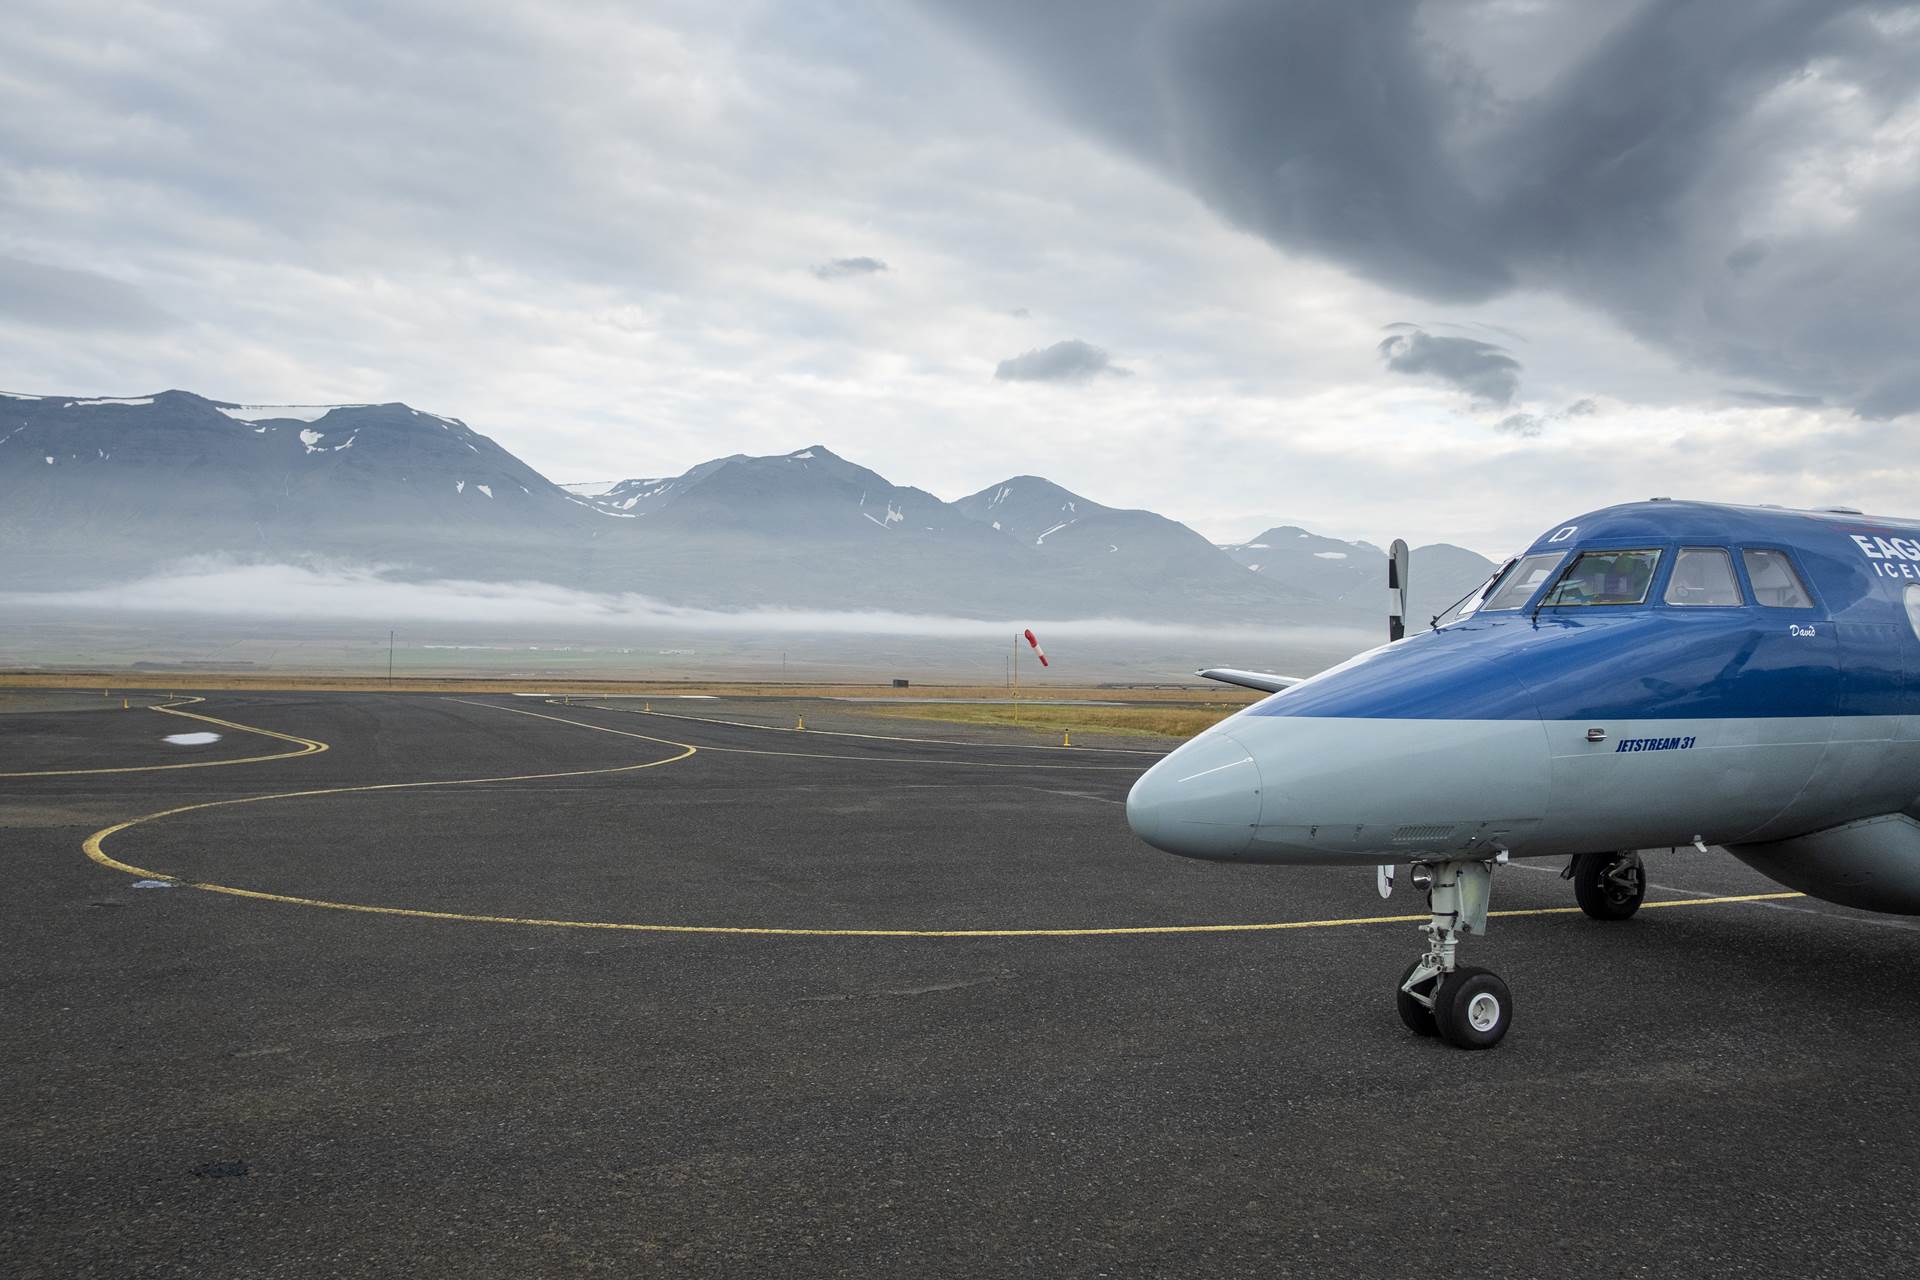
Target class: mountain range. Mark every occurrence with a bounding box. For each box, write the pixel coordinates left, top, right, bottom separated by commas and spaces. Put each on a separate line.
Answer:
0, 389, 1495, 627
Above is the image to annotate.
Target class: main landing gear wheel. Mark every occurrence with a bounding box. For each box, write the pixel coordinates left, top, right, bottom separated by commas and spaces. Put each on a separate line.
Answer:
1432, 967, 1512, 1050
1395, 857, 1513, 1049
1569, 851, 1646, 920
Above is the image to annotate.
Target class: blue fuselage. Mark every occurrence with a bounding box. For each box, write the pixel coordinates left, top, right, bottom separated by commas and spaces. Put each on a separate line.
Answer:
1126, 501, 1920, 888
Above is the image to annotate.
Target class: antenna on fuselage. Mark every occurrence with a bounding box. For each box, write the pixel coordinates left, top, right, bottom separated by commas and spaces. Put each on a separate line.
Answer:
1388, 539, 1410, 642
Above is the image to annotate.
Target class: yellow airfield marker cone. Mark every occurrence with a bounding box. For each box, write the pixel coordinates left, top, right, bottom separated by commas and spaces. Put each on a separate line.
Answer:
122, 698, 129, 710
644, 702, 652, 713
1062, 730, 1071, 748
796, 714, 806, 731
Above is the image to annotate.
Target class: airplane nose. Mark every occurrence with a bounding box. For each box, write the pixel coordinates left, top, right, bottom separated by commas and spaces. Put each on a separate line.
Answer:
1126, 730, 1261, 860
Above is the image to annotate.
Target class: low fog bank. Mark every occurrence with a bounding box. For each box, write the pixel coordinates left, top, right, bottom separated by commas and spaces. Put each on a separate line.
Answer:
0, 559, 1380, 684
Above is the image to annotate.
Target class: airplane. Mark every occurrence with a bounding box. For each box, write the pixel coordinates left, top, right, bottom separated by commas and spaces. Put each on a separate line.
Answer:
1128, 499, 1920, 1049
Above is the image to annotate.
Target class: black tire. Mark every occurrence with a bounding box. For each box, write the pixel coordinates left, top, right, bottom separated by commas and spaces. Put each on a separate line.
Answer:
1572, 851, 1645, 920
1396, 958, 1439, 1036
1433, 966, 1512, 1050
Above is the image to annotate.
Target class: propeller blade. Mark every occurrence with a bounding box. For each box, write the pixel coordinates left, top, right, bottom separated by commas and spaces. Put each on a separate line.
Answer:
1388, 538, 1410, 642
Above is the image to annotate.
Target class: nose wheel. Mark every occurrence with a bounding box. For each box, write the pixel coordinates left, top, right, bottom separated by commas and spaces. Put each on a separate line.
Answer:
1395, 858, 1513, 1049
1431, 967, 1512, 1048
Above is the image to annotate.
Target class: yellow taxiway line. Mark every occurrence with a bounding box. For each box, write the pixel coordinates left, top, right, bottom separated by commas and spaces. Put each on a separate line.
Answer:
522, 699, 1141, 772
0, 696, 329, 779
558, 697, 1166, 756
73, 695, 1808, 938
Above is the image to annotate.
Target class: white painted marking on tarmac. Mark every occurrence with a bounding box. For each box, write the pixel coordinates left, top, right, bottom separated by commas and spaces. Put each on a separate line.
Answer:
1506, 858, 1715, 899
1030, 788, 1125, 806
163, 732, 222, 746
1748, 900, 1920, 933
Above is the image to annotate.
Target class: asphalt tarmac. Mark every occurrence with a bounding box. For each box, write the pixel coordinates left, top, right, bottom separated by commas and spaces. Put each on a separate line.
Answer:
5, 691, 1920, 1278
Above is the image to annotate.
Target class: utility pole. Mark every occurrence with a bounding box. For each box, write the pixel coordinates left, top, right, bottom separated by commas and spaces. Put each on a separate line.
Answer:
388, 629, 395, 685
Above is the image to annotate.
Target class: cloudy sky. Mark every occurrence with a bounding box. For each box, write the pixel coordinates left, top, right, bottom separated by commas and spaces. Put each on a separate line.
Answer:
4, 0, 1917, 555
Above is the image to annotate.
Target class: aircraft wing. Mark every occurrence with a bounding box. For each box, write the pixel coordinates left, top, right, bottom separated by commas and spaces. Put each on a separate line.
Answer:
1196, 668, 1305, 694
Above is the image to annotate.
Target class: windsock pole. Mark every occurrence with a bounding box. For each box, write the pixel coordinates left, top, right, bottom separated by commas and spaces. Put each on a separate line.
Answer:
1012, 632, 1020, 722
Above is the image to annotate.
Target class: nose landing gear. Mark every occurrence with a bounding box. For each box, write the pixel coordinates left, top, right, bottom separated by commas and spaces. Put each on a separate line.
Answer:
1396, 857, 1513, 1049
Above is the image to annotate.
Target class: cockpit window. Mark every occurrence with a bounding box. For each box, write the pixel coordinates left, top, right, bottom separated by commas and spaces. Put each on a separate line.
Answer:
1480, 552, 1566, 611
1664, 547, 1743, 607
1742, 548, 1814, 608
1451, 557, 1515, 620
1541, 549, 1662, 607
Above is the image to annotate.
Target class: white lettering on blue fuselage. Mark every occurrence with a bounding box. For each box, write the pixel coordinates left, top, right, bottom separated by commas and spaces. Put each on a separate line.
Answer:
1850, 533, 1920, 579
1614, 735, 1697, 753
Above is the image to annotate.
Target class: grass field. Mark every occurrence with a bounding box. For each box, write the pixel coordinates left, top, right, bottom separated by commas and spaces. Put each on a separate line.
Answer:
850, 700, 1243, 739
0, 670, 1260, 706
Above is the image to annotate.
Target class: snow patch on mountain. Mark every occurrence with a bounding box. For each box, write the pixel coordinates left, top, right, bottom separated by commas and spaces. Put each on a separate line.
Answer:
862, 501, 907, 529
218, 404, 366, 423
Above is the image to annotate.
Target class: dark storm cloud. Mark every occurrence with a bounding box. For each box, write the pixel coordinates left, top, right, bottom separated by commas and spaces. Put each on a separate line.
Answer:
1729, 389, 1826, 408
811, 256, 889, 279
0, 256, 175, 333
1378, 325, 1520, 405
1493, 398, 1603, 439
1856, 370, 1920, 421
922, 0, 1920, 417
994, 339, 1129, 382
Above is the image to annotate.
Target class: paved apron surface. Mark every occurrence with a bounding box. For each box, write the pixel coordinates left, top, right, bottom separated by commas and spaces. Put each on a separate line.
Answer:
3, 693, 1914, 1277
